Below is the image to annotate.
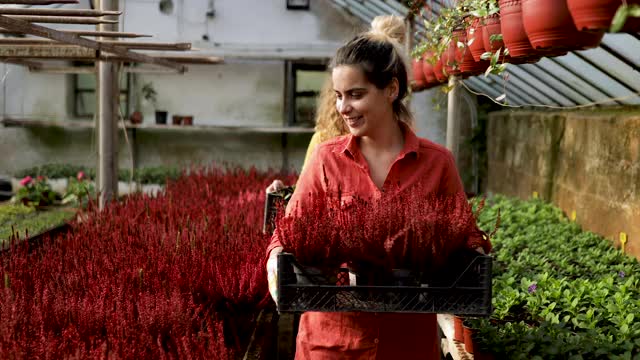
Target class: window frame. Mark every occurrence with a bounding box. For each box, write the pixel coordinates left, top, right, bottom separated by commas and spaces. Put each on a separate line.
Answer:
72, 62, 131, 120
284, 60, 328, 127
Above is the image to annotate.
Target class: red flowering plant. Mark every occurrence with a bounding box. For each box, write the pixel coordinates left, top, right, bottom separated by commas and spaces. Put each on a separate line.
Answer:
275, 182, 493, 284
0, 166, 297, 358
13, 175, 59, 207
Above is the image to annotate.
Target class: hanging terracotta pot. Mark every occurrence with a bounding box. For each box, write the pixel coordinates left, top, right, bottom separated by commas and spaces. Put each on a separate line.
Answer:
457, 29, 490, 76
467, 17, 486, 62
463, 324, 474, 354
482, 14, 505, 53
421, 52, 438, 84
443, 29, 464, 76
453, 316, 465, 342
499, 0, 542, 61
567, 0, 640, 33
433, 57, 448, 83
412, 58, 427, 90
522, 0, 604, 51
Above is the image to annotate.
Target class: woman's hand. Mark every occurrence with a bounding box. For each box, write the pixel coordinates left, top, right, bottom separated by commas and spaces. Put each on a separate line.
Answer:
266, 180, 285, 194
266, 246, 284, 304
474, 246, 486, 255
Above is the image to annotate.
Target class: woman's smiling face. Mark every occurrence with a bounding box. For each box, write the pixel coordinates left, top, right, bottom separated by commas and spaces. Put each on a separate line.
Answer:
332, 65, 396, 138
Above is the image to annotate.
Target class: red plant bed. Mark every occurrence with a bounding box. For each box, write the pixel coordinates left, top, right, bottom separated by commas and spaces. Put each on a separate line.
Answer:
275, 185, 490, 275
467, 17, 486, 62
522, 0, 604, 51
568, 0, 640, 33
0, 167, 298, 359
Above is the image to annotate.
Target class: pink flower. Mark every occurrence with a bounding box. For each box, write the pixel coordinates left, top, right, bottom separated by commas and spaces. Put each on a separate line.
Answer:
36, 175, 45, 181
77, 171, 85, 181
20, 176, 33, 186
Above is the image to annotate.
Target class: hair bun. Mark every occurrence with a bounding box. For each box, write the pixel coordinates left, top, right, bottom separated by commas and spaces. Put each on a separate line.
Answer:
369, 15, 406, 46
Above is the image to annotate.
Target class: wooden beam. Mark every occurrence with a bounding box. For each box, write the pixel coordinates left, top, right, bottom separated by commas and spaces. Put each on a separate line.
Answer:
0, 0, 78, 4
103, 54, 224, 64
0, 40, 191, 51
5, 16, 118, 24
28, 66, 182, 74
1, 58, 42, 69
0, 15, 186, 72
0, 29, 152, 38
0, 44, 95, 58
0, 9, 121, 17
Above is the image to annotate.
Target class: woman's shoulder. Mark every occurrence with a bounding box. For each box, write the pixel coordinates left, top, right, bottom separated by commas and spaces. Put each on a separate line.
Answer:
416, 137, 455, 162
315, 133, 351, 153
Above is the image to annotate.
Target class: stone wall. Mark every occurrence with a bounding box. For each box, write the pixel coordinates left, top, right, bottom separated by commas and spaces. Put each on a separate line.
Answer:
488, 108, 640, 259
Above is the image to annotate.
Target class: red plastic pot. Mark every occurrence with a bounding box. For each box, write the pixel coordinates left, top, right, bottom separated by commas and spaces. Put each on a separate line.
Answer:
483, 14, 505, 53
412, 58, 427, 90
499, 0, 542, 61
522, 0, 604, 51
568, 0, 640, 33
457, 29, 490, 76
453, 316, 464, 342
421, 52, 438, 84
433, 57, 448, 83
467, 17, 486, 62
443, 29, 464, 76
463, 324, 474, 354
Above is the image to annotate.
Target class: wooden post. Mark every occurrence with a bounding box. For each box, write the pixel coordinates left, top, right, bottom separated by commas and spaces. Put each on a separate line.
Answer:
446, 76, 460, 164
97, 0, 119, 209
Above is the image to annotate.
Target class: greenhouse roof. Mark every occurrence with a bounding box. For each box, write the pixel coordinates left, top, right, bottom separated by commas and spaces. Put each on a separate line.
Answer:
329, 0, 640, 107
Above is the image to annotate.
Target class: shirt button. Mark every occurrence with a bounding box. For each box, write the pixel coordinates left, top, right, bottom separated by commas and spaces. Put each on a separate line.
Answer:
374, 338, 379, 344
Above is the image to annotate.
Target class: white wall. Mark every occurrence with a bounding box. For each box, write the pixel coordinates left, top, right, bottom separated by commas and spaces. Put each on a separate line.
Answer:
0, 0, 361, 175
411, 88, 448, 146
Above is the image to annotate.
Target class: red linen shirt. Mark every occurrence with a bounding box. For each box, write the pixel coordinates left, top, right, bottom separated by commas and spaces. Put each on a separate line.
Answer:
267, 124, 489, 360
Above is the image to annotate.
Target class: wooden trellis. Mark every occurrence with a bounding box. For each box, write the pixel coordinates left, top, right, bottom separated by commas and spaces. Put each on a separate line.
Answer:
0, 0, 223, 208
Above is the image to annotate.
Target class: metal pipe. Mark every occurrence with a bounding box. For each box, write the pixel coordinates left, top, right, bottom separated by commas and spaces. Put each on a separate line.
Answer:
97, 0, 119, 209
0, 8, 121, 17
446, 75, 460, 163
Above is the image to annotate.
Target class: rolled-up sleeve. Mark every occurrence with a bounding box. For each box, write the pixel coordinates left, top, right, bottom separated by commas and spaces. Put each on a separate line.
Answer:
440, 151, 492, 254
266, 146, 327, 258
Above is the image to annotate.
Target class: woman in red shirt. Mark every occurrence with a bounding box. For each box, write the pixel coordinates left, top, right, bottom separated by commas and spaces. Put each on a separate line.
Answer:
267, 17, 490, 360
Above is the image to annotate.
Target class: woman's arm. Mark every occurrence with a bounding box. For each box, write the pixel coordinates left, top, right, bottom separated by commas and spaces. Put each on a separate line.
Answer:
266, 146, 327, 302
440, 151, 492, 254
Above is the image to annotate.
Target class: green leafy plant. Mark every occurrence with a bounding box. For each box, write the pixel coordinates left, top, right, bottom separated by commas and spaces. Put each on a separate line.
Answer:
141, 82, 158, 110
62, 172, 95, 206
610, 3, 640, 32
12, 176, 59, 208
471, 195, 640, 358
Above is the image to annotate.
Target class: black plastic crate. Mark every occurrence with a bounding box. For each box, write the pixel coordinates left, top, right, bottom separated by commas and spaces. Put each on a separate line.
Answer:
277, 252, 492, 316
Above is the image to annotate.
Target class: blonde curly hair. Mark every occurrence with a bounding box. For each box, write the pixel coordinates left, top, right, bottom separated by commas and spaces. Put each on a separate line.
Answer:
314, 15, 411, 140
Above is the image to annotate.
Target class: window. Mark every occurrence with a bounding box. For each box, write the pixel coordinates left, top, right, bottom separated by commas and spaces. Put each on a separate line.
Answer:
73, 62, 130, 119
286, 0, 309, 10
285, 61, 328, 127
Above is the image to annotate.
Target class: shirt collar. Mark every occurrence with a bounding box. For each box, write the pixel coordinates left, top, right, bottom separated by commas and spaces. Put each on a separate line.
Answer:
340, 121, 420, 163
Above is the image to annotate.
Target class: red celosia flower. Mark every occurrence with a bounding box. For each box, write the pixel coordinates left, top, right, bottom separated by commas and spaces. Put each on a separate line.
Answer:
77, 171, 85, 181
0, 165, 297, 358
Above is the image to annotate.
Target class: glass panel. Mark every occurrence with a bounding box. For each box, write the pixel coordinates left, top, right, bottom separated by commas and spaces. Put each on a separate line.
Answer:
119, 74, 129, 89
76, 92, 96, 117
296, 70, 327, 92
76, 74, 96, 90
295, 96, 316, 127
